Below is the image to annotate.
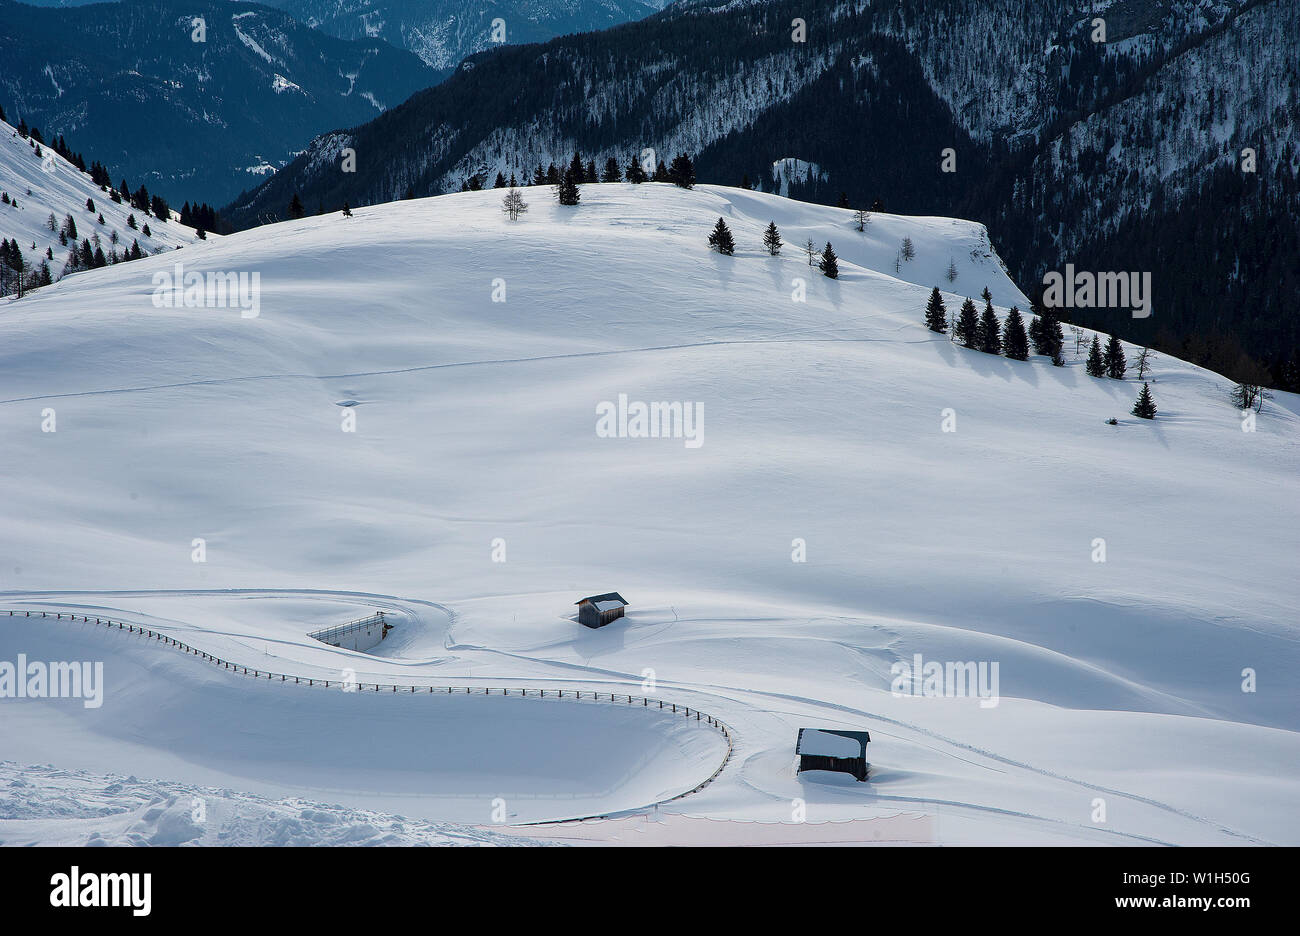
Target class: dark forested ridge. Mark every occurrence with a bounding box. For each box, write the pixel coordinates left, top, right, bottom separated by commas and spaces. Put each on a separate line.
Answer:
224, 0, 1298, 389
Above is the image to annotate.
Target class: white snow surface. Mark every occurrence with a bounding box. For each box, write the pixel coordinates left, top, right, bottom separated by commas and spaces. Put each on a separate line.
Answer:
1, 183, 1297, 846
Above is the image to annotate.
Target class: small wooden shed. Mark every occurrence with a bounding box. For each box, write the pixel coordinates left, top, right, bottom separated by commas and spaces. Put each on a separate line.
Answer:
575, 593, 628, 628
796, 728, 871, 781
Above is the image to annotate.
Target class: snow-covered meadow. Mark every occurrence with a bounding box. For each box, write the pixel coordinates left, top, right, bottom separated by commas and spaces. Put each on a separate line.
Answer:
1, 183, 1296, 845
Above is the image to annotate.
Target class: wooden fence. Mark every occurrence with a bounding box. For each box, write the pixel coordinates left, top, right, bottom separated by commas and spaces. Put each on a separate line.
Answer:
4, 607, 735, 807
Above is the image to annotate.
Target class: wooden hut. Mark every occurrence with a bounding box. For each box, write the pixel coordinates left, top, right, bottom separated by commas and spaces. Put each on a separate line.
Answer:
575, 593, 628, 628
796, 728, 871, 781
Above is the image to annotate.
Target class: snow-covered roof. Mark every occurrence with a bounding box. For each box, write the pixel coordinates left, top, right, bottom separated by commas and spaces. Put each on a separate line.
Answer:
796, 729, 870, 758
575, 592, 628, 608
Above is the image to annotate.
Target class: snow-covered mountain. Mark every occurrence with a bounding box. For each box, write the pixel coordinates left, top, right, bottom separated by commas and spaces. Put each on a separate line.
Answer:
226, 0, 1299, 389
3, 184, 1296, 844
0, 0, 436, 205
1, 116, 201, 290
259, 0, 668, 71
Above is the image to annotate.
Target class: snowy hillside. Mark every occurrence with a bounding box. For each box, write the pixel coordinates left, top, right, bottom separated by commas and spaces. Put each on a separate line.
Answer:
2, 184, 1297, 845
1, 118, 201, 285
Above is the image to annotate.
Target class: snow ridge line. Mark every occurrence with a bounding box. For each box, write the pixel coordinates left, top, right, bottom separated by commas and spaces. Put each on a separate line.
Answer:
2, 608, 735, 813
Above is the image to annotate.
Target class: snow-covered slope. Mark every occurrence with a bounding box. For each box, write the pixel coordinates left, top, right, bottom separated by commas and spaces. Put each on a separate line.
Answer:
0, 118, 201, 283
2, 184, 1296, 845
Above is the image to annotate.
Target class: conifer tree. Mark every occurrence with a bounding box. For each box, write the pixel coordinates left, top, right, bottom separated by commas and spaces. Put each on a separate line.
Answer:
625, 155, 647, 184
1086, 335, 1106, 377
708, 218, 735, 255
602, 158, 621, 182
977, 297, 1001, 353
1002, 306, 1029, 360
288, 193, 305, 219
669, 154, 695, 189
924, 287, 948, 333
493, 172, 507, 188
1104, 334, 1127, 379
763, 222, 782, 256
1131, 382, 1157, 419
556, 169, 581, 206
956, 298, 980, 347
819, 242, 839, 279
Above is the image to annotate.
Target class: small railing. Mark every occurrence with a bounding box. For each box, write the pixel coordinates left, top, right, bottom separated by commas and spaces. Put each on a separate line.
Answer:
306, 612, 389, 646
4, 608, 735, 812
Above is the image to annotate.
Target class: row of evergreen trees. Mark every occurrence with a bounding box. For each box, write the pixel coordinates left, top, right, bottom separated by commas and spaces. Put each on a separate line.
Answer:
924, 286, 1158, 417
463, 152, 698, 195
708, 218, 841, 278
925, 287, 1031, 360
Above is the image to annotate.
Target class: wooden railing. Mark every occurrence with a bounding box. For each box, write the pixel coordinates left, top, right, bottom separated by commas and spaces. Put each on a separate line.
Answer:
4, 607, 735, 809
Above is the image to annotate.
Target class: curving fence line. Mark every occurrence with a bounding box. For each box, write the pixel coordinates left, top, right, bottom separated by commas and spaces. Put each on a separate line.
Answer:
3, 608, 735, 810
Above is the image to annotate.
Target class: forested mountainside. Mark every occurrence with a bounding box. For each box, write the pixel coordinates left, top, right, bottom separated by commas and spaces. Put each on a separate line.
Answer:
0, 0, 435, 205
258, 0, 666, 72
225, 0, 1299, 388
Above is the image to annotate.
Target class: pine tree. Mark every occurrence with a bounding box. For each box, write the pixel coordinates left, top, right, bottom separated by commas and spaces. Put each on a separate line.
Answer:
625, 155, 647, 184
653, 160, 669, 182
669, 153, 695, 189
901, 237, 916, 261
1104, 335, 1126, 379
1039, 309, 1065, 365
956, 298, 980, 347
708, 218, 735, 255
852, 209, 870, 232
288, 193, 305, 219
1002, 306, 1029, 360
556, 169, 581, 206
568, 151, 585, 182
341, 202, 353, 217
493, 172, 507, 188
85, 197, 95, 213
1086, 335, 1106, 376
819, 242, 839, 279
1131, 382, 1157, 419
924, 287, 948, 333
946, 258, 958, 282
762, 222, 782, 256
977, 301, 1001, 353
602, 158, 621, 183
584, 160, 597, 183
532, 165, 547, 186
141, 223, 151, 238
740, 173, 752, 190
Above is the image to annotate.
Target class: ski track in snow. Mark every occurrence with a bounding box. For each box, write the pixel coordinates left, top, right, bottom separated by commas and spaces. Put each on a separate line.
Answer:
0, 336, 936, 407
